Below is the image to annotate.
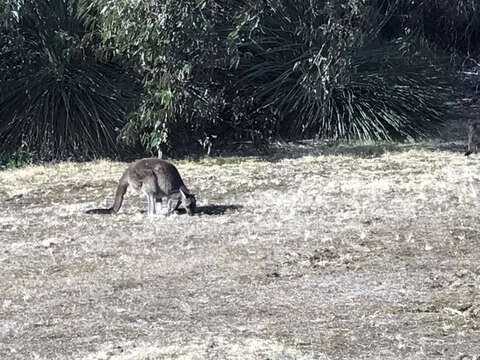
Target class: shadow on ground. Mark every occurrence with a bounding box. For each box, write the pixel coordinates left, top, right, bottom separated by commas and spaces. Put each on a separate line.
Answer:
204, 105, 471, 163
195, 204, 243, 215
259, 140, 468, 162
135, 205, 242, 216
205, 136, 468, 164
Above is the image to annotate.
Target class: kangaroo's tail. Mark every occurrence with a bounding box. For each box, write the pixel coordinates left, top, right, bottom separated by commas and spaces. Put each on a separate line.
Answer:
85, 171, 129, 214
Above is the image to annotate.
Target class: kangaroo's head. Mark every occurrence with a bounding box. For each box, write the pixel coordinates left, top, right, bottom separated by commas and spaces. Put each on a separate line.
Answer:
180, 188, 196, 215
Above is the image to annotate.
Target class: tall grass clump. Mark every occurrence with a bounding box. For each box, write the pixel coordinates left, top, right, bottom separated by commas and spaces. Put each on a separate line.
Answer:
0, 0, 140, 163
228, 0, 453, 142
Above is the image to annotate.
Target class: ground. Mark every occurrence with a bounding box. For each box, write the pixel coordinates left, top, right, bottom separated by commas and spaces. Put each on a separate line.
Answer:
1, 127, 480, 359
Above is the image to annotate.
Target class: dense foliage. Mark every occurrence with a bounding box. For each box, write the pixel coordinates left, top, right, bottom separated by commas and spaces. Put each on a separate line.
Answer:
78, 0, 238, 157
374, 0, 480, 57
229, 1, 451, 141
1, 0, 478, 161
0, 0, 140, 162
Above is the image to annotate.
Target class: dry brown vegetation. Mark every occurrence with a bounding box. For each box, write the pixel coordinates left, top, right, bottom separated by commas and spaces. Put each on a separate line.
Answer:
2, 137, 480, 359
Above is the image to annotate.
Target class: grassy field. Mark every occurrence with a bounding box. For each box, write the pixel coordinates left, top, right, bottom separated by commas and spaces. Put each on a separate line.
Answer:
1, 137, 480, 359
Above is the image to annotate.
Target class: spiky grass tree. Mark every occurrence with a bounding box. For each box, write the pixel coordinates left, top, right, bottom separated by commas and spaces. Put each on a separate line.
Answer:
0, 0, 140, 162
229, 0, 453, 142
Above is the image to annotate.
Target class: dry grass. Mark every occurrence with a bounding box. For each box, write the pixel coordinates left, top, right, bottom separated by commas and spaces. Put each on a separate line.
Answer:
2, 138, 480, 359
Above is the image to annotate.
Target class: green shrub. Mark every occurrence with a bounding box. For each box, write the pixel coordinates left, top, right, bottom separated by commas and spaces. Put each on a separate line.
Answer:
0, 141, 33, 169
77, 0, 454, 157
0, 0, 140, 162
79, 0, 235, 157
229, 0, 452, 141
372, 0, 480, 57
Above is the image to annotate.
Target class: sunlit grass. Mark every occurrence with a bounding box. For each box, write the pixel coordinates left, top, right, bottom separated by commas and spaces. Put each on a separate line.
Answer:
1, 140, 480, 359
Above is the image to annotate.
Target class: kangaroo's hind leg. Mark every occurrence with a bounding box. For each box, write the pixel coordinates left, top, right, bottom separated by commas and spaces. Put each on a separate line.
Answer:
142, 176, 158, 215
147, 192, 157, 215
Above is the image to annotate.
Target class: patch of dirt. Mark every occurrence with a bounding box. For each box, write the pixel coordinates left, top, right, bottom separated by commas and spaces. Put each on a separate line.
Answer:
2, 125, 480, 359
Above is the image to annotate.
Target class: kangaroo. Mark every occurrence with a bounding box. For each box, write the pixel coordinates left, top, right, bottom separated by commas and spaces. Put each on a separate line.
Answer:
465, 120, 480, 156
86, 158, 196, 216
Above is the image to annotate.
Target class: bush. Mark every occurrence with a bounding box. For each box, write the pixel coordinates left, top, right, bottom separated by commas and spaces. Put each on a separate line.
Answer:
229, 0, 452, 141
80, 0, 453, 157
372, 0, 480, 57
3, 0, 454, 161
0, 0, 140, 162
79, 0, 236, 157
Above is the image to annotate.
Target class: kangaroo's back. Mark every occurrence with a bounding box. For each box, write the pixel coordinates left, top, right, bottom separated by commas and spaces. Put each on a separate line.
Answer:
135, 158, 187, 194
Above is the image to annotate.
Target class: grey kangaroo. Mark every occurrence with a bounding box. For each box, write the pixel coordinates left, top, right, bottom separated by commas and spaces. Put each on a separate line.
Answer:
465, 120, 480, 156
86, 158, 196, 216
